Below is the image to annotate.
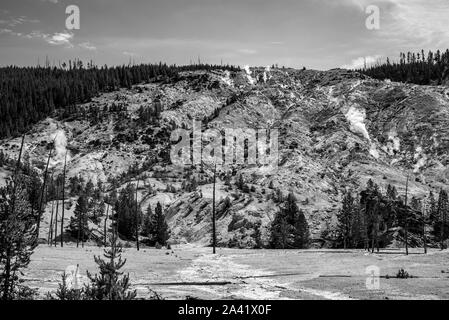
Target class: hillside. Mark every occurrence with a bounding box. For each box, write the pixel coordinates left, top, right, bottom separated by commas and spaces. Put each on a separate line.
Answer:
1, 66, 449, 248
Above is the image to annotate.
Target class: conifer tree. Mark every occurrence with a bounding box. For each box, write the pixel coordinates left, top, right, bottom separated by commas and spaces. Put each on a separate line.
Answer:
47, 272, 82, 300
435, 189, 449, 249
114, 184, 141, 240
83, 232, 137, 300
68, 195, 89, 246
0, 180, 37, 300
270, 192, 309, 249
148, 202, 170, 246
141, 203, 153, 237
428, 191, 438, 224
336, 192, 355, 249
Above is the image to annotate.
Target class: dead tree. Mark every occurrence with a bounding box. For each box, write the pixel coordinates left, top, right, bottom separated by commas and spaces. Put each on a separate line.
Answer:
212, 163, 217, 254
54, 186, 59, 247
422, 201, 427, 254
104, 203, 109, 247
36, 143, 53, 243
441, 199, 447, 251
60, 152, 67, 247
76, 209, 80, 248
371, 199, 379, 254
364, 201, 369, 251
48, 198, 55, 245
47, 171, 55, 244
135, 179, 140, 251
404, 175, 409, 255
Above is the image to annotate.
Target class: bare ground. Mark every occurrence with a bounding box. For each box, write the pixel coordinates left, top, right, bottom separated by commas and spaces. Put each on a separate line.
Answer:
23, 245, 449, 300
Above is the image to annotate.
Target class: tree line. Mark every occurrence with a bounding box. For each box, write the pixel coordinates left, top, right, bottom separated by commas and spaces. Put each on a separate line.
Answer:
331, 179, 449, 252
0, 61, 239, 139
357, 49, 449, 85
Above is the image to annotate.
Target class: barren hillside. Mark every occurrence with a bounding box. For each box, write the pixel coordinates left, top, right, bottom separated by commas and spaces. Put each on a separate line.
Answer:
2, 67, 449, 247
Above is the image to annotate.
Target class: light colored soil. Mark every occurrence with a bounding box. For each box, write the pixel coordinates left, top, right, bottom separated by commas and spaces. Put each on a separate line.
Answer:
23, 245, 449, 300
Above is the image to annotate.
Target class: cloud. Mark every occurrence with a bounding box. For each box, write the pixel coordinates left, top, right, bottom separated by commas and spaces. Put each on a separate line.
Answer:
384, 0, 449, 48
21, 30, 74, 48
238, 49, 258, 55
123, 51, 136, 57
339, 0, 449, 48
79, 42, 97, 51
0, 15, 40, 27
0, 28, 13, 34
0, 28, 24, 37
46, 32, 74, 46
268, 41, 285, 46
342, 55, 382, 70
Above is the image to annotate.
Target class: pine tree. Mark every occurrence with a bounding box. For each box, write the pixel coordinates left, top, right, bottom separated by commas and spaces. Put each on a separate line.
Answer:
428, 191, 438, 224
147, 202, 170, 246
350, 196, 366, 248
83, 232, 137, 300
47, 272, 82, 300
68, 195, 89, 246
270, 214, 292, 249
435, 189, 449, 249
85, 179, 94, 196
270, 192, 309, 249
336, 192, 355, 249
0, 150, 5, 167
0, 180, 37, 300
386, 184, 397, 200
114, 184, 141, 240
141, 203, 153, 237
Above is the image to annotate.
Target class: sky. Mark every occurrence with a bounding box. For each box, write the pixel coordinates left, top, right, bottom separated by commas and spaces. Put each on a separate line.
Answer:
0, 0, 448, 70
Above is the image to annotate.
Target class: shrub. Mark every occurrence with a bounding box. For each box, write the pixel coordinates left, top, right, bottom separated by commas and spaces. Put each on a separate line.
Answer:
396, 269, 412, 279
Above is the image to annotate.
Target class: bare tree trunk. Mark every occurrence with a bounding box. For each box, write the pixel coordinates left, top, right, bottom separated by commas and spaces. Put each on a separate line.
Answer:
135, 179, 140, 251
212, 163, 217, 254
423, 205, 427, 254
54, 192, 59, 247
436, 189, 442, 250
76, 210, 80, 248
375, 201, 380, 253
404, 175, 409, 255
36, 145, 53, 243
60, 152, 67, 247
374, 220, 378, 253
81, 211, 85, 248
364, 201, 369, 251
104, 203, 109, 247
48, 199, 54, 245
441, 204, 446, 250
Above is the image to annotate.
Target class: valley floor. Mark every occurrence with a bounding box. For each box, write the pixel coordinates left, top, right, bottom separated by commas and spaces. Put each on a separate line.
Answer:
24, 245, 449, 300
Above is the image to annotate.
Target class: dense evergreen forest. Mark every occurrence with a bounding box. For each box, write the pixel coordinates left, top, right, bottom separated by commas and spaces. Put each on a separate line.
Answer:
0, 61, 239, 139
330, 179, 449, 251
357, 49, 449, 85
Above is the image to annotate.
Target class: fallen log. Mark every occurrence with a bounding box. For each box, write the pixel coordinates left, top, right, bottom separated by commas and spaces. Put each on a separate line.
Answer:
141, 281, 233, 286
